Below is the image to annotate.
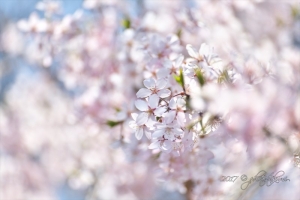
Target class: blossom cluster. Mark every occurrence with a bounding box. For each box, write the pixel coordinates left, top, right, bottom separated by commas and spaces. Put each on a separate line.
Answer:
1, 0, 300, 199
130, 43, 225, 154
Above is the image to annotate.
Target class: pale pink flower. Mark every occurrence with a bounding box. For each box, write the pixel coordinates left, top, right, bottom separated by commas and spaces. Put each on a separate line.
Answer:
164, 54, 184, 74
152, 122, 184, 141
129, 113, 152, 140
186, 43, 220, 66
17, 13, 49, 33
134, 94, 167, 125
136, 78, 171, 98
167, 97, 186, 126
149, 138, 173, 152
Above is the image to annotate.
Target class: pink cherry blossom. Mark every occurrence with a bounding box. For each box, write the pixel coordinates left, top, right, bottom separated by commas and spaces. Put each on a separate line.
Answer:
134, 94, 167, 125
129, 113, 152, 140
136, 78, 171, 98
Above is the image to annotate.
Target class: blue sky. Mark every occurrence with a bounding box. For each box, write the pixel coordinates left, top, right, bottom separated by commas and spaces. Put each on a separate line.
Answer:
0, 0, 83, 20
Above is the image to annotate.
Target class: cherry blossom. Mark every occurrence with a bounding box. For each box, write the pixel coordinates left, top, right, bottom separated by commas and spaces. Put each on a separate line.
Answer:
136, 78, 171, 98
134, 94, 167, 125
128, 113, 152, 140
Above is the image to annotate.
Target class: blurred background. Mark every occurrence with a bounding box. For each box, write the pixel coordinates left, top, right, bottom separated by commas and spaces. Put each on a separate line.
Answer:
0, 0, 300, 200
0, 0, 82, 101
0, 1, 186, 199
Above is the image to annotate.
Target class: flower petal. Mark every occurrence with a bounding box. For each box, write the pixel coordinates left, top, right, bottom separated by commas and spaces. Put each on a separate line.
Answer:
163, 60, 172, 69
136, 88, 152, 98
148, 94, 159, 109
136, 112, 149, 126
135, 128, 144, 140
145, 117, 156, 129
157, 68, 169, 79
158, 88, 171, 98
199, 43, 210, 58
186, 44, 199, 59
156, 79, 167, 90
135, 100, 148, 111
144, 128, 152, 139
185, 59, 198, 67
163, 110, 176, 124
169, 97, 177, 109
177, 98, 186, 109
154, 107, 167, 117
149, 140, 160, 149
173, 127, 184, 135
175, 54, 184, 68
128, 121, 137, 129
168, 35, 179, 46
177, 112, 186, 127
143, 78, 156, 89
152, 129, 164, 138
156, 123, 167, 129
162, 140, 172, 150
131, 113, 138, 121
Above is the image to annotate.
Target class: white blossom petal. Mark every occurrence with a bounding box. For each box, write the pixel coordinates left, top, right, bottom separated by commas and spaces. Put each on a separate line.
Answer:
162, 140, 172, 150
135, 128, 144, 140
169, 97, 177, 109
128, 121, 137, 129
149, 140, 160, 149
136, 112, 149, 126
163, 60, 172, 69
186, 44, 199, 59
152, 130, 164, 138
173, 128, 184, 135
157, 68, 169, 79
157, 88, 171, 98
156, 79, 167, 90
168, 35, 179, 46
199, 43, 210, 58
175, 55, 184, 68
136, 88, 152, 98
164, 110, 176, 124
148, 94, 159, 109
177, 98, 186, 109
185, 59, 198, 67
145, 117, 156, 128
143, 78, 156, 89
135, 100, 149, 111
131, 113, 138, 121
177, 112, 186, 127
144, 129, 152, 139
154, 107, 167, 117
156, 123, 167, 129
